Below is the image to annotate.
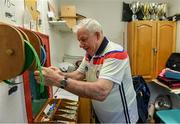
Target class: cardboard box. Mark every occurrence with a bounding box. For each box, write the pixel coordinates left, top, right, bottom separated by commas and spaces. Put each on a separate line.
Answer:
60, 5, 77, 28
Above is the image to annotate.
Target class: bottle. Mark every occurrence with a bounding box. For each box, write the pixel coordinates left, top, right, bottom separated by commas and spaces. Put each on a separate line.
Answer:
47, 103, 56, 118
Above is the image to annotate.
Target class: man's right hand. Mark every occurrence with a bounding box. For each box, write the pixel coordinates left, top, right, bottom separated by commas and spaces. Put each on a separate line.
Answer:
34, 67, 64, 87
48, 66, 64, 75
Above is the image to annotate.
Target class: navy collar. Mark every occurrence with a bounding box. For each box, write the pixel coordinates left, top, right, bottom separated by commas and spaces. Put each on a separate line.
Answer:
95, 37, 109, 56
86, 37, 109, 60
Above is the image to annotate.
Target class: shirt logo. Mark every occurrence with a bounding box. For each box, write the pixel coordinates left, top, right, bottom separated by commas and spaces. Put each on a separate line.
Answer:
96, 70, 100, 78
85, 66, 88, 72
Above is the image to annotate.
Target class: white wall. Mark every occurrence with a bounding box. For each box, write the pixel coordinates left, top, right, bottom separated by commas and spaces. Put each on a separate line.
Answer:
168, 0, 180, 52
0, 0, 28, 122
0, 77, 27, 123
0, 0, 24, 26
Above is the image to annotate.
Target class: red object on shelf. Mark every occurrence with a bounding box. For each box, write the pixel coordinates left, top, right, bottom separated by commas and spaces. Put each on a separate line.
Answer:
157, 76, 180, 89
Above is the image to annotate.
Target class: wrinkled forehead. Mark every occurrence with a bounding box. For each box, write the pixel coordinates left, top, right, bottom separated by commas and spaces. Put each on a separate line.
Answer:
77, 27, 91, 37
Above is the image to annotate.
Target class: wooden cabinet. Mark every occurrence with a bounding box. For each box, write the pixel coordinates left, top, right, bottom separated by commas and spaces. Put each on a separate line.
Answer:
127, 21, 176, 80
78, 97, 95, 123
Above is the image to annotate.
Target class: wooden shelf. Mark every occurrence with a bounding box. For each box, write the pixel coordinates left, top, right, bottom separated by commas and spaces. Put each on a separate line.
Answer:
48, 21, 72, 32
152, 79, 180, 94
34, 98, 78, 123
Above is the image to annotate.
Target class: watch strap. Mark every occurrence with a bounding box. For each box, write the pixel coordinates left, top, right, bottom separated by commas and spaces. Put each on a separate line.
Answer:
60, 77, 68, 89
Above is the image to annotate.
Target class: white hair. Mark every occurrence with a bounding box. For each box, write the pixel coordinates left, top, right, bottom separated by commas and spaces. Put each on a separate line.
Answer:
73, 18, 103, 34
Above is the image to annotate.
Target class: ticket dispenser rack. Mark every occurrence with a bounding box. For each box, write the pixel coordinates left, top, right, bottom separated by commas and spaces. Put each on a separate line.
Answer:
21, 28, 53, 123
0, 23, 52, 123
34, 98, 79, 123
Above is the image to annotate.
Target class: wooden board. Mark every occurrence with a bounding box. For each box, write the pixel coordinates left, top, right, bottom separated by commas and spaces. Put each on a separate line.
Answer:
34, 32, 43, 46
16, 28, 29, 41
20, 28, 41, 70
0, 24, 25, 80
15, 27, 35, 71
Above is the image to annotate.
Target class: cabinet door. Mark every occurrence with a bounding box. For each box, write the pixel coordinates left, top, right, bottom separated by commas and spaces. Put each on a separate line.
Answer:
134, 21, 156, 80
156, 21, 176, 76
78, 97, 92, 123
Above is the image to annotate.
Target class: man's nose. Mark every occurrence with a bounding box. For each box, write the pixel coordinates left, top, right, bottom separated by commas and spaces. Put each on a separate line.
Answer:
79, 43, 84, 48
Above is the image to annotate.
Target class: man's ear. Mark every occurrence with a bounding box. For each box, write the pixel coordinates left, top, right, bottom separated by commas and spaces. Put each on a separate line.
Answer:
95, 32, 100, 40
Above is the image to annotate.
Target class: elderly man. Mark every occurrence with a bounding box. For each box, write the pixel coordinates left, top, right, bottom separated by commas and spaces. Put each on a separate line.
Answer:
34, 18, 138, 123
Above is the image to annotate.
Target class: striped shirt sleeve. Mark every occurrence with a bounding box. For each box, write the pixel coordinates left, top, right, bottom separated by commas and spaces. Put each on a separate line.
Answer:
99, 51, 129, 85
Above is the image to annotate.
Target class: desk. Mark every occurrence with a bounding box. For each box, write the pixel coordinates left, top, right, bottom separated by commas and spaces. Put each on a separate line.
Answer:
156, 109, 180, 123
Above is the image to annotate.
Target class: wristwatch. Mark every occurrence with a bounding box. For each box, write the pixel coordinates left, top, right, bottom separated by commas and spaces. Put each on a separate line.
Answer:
59, 77, 68, 89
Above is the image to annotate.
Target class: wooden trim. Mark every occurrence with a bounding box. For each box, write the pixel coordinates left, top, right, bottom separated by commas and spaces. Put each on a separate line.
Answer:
60, 16, 78, 18
173, 21, 177, 52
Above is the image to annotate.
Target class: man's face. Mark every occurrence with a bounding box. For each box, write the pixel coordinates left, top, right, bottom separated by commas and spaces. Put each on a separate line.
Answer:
77, 28, 98, 56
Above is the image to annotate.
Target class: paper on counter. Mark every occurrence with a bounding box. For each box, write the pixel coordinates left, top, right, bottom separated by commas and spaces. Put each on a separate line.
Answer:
53, 88, 78, 101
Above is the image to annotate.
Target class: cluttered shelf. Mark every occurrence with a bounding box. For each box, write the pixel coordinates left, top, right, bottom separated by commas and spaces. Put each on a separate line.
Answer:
48, 21, 72, 32
48, 5, 86, 32
152, 79, 180, 94
151, 53, 180, 95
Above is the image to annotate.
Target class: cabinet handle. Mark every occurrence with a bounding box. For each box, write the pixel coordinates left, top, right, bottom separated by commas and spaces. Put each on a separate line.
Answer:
152, 48, 157, 55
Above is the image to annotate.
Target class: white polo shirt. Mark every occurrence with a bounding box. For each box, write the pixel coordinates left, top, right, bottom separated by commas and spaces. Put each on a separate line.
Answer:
77, 37, 138, 123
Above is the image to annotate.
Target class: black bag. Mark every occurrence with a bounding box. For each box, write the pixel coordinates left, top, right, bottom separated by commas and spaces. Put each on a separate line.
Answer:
132, 76, 150, 123
166, 53, 180, 72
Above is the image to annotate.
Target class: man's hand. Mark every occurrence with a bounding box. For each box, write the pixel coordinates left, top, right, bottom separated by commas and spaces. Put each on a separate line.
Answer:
49, 66, 64, 76
34, 67, 63, 87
